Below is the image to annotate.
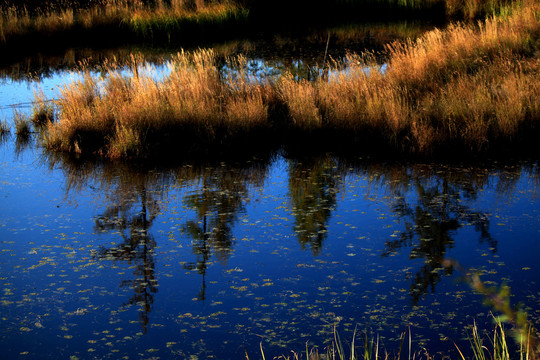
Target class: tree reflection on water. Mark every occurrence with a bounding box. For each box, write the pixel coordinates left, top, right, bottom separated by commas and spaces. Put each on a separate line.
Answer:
46, 151, 537, 334
288, 156, 340, 256
94, 184, 159, 332
377, 164, 500, 305
181, 163, 267, 301
48, 153, 270, 330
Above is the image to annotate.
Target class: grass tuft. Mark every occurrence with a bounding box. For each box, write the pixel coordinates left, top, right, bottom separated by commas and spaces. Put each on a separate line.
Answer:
14, 110, 31, 137
0, 118, 9, 134
31, 90, 55, 126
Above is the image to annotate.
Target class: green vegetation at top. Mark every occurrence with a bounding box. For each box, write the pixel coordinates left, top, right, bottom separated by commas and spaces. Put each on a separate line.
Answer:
0, 0, 517, 55
0, 0, 249, 55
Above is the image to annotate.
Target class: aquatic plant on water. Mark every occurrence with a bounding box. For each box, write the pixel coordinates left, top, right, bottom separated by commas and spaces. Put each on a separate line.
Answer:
14, 110, 31, 137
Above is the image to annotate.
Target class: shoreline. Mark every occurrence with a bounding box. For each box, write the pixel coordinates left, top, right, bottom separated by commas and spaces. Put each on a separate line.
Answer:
27, 0, 538, 161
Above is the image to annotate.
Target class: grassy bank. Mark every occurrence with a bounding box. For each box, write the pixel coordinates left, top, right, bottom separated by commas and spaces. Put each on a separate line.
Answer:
0, 0, 249, 54
36, 0, 538, 159
0, 0, 516, 56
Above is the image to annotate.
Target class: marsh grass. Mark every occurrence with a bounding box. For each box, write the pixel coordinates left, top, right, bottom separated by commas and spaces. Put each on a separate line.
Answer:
14, 110, 31, 138
0, 0, 248, 52
31, 91, 56, 126
285, 0, 539, 156
40, 0, 539, 159
454, 317, 538, 360
44, 50, 274, 158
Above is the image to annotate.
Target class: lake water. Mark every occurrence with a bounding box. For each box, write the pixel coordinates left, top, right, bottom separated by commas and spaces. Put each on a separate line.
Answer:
0, 45, 539, 360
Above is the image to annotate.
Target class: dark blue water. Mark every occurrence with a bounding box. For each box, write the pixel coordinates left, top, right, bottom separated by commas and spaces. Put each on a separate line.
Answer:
0, 61, 539, 360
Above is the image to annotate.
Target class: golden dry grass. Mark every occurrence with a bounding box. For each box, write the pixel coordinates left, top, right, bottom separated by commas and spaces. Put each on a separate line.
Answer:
45, 50, 273, 158
41, 0, 539, 159
0, 0, 245, 46
306, 0, 539, 154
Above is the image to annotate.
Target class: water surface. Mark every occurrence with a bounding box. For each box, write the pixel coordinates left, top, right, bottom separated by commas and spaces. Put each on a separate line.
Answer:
0, 37, 539, 360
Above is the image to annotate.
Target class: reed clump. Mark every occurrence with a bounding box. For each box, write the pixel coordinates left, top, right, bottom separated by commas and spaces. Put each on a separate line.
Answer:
44, 50, 273, 158
14, 110, 31, 138
31, 90, 56, 126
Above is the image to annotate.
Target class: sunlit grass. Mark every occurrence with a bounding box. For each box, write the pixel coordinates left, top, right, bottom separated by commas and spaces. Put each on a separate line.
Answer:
38, 0, 539, 159
43, 50, 273, 158
285, 0, 539, 155
0, 0, 248, 48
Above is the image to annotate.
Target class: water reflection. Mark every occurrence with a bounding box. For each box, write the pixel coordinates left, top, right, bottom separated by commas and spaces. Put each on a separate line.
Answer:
46, 153, 270, 329
181, 163, 268, 301
378, 165, 496, 304
15, 131, 33, 157
40, 151, 538, 340
94, 184, 159, 332
288, 156, 340, 255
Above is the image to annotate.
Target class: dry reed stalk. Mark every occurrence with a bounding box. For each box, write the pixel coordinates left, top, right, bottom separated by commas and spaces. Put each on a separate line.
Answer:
278, 75, 321, 129
384, 0, 539, 92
